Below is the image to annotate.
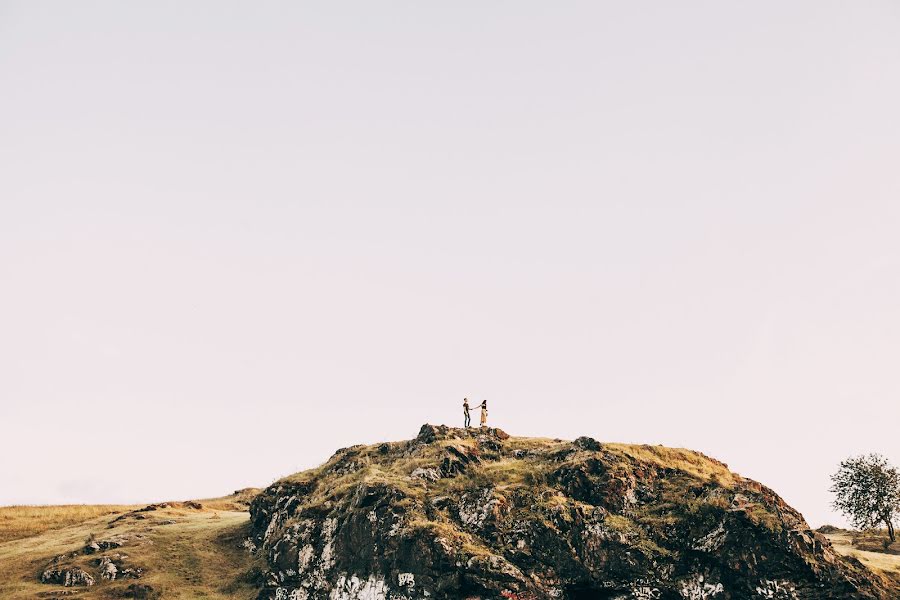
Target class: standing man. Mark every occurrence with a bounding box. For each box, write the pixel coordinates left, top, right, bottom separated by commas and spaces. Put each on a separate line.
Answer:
480, 399, 488, 428
463, 398, 471, 428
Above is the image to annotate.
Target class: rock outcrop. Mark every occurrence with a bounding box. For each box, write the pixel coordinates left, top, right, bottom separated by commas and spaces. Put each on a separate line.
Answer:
248, 425, 897, 600
40, 566, 95, 587
39, 537, 144, 589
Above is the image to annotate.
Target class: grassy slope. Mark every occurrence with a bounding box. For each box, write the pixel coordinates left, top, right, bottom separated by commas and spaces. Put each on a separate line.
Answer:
0, 492, 263, 600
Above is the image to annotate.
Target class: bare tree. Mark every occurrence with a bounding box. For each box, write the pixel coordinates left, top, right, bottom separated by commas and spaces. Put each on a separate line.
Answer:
830, 454, 900, 543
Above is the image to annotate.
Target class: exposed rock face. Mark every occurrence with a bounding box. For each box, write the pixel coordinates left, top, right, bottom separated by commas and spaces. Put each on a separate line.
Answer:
249, 425, 897, 599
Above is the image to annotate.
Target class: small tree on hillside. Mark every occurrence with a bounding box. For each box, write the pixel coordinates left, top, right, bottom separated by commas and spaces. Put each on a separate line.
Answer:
830, 454, 900, 543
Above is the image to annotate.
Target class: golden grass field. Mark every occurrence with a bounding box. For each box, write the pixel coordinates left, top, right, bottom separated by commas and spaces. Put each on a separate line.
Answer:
0, 491, 263, 600
0, 504, 135, 545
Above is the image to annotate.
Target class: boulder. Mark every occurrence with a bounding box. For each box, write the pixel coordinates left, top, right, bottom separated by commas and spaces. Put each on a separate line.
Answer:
98, 556, 118, 581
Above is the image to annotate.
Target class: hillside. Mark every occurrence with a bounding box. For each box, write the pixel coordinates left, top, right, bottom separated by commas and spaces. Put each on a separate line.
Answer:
0, 490, 264, 600
3, 426, 899, 600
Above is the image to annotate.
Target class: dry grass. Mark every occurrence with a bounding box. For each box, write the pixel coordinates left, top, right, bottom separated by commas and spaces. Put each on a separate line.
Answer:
478, 458, 542, 485
130, 510, 260, 599
504, 436, 567, 453
825, 529, 900, 576
406, 518, 495, 558
842, 528, 900, 555
605, 443, 736, 487
0, 504, 136, 544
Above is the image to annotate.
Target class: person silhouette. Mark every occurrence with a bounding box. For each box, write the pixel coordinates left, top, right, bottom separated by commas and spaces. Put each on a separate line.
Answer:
463, 398, 471, 428
479, 399, 488, 428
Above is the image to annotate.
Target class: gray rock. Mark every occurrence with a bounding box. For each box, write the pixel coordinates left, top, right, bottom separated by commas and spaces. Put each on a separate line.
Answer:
84, 539, 121, 554
98, 556, 118, 580
410, 467, 440, 482
40, 567, 95, 587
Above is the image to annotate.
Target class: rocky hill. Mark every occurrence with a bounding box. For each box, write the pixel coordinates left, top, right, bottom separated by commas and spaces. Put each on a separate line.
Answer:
248, 425, 898, 600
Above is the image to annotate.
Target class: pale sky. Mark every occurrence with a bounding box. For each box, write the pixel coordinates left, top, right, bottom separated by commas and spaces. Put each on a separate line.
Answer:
1, 1, 899, 528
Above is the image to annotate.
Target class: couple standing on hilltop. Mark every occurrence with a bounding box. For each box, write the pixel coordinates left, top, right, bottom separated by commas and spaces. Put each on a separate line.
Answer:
462, 398, 488, 428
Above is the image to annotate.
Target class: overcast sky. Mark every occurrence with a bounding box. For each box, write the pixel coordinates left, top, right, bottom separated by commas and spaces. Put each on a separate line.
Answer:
2, 1, 899, 528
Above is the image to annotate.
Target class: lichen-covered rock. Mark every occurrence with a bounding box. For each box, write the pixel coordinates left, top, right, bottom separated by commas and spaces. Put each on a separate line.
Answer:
409, 467, 440, 483
98, 556, 118, 580
40, 566, 95, 587
94, 554, 142, 581
84, 539, 122, 554
40, 535, 144, 590
249, 425, 897, 599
